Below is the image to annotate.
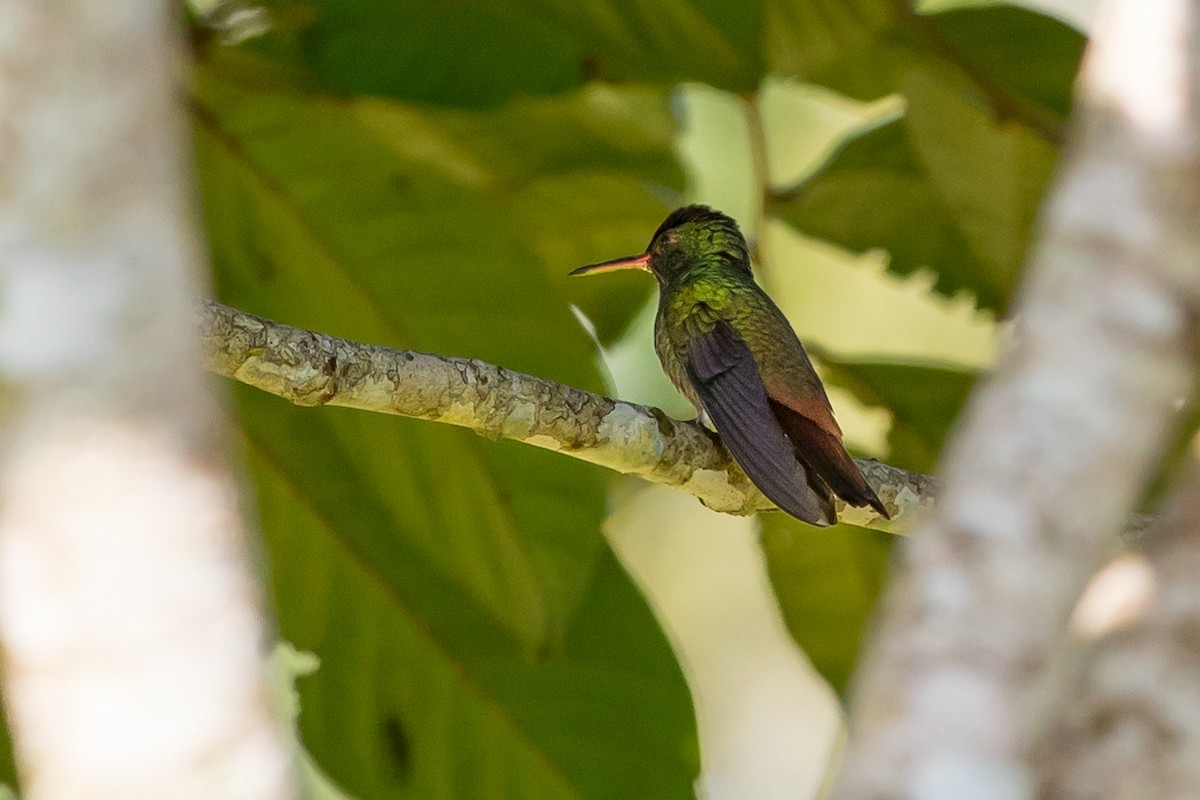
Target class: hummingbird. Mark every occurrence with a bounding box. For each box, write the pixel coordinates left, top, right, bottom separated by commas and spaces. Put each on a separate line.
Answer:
571, 205, 888, 526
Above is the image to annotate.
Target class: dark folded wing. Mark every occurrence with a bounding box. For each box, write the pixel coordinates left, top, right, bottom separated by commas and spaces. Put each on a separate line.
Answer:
687, 320, 835, 525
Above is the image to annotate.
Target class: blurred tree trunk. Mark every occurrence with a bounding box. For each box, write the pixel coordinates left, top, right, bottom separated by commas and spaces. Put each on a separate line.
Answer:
831, 0, 1200, 798
1039, 465, 1200, 799
0, 2, 295, 798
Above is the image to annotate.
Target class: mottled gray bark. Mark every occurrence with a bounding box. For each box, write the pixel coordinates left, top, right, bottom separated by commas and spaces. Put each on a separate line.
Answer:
830, 0, 1200, 798
0, 2, 295, 798
198, 299, 930, 532
1038, 467, 1200, 800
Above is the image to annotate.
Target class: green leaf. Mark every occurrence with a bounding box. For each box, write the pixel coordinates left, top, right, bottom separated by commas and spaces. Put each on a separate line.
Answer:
764, 0, 916, 100
776, 68, 1059, 311
0, 694, 15, 796
774, 114, 988, 303
925, 4, 1085, 121
761, 518, 891, 696
821, 358, 977, 474
902, 67, 1060, 308
194, 56, 696, 799
521, 0, 765, 90
242, 399, 696, 799
241, 0, 764, 105
772, 4, 1084, 311
762, 361, 970, 699
770, 4, 1081, 310
766, 2, 1083, 116
195, 51, 681, 345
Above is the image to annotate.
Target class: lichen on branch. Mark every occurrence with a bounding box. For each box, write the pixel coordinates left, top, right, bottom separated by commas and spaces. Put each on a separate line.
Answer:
198, 299, 933, 532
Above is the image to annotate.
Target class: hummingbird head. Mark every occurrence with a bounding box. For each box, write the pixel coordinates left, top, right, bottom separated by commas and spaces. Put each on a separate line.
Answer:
570, 205, 751, 283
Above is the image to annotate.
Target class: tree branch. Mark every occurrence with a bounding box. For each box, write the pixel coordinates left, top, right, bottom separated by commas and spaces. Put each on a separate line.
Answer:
198, 299, 934, 533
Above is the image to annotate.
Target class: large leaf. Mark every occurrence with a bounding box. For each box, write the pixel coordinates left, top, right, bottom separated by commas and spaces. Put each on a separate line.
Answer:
902, 67, 1060, 308
764, 0, 916, 101
242, 399, 696, 800
776, 70, 1060, 311
766, 1, 1082, 117
194, 51, 681, 344
771, 4, 1080, 311
242, 0, 764, 105
925, 4, 1084, 122
775, 115, 986, 303
761, 518, 891, 696
821, 358, 977, 474
193, 55, 696, 799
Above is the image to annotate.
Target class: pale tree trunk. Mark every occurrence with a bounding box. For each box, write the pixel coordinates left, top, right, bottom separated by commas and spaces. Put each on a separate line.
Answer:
1040, 464, 1200, 799
0, 2, 295, 799
830, 0, 1200, 798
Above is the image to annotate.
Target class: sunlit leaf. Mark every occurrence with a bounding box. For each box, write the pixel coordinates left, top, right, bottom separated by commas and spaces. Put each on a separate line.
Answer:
194, 54, 696, 800
776, 71, 1059, 311
771, 4, 1081, 311
774, 115, 988, 303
